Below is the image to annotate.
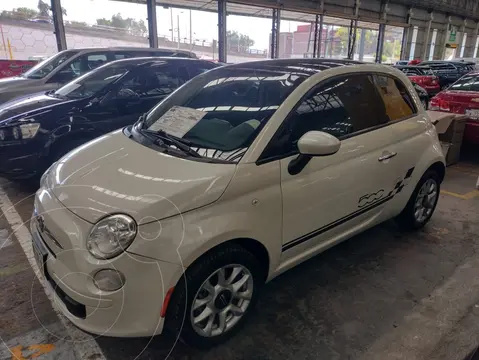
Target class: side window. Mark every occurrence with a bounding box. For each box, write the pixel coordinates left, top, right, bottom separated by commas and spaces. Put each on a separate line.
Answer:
373, 75, 415, 121
264, 74, 388, 157
58, 52, 109, 82
117, 64, 187, 98
151, 64, 188, 95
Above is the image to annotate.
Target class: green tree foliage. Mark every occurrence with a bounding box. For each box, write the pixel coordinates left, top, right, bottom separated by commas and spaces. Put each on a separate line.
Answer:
227, 30, 255, 50
37, 0, 67, 17
96, 13, 147, 36
1, 7, 38, 20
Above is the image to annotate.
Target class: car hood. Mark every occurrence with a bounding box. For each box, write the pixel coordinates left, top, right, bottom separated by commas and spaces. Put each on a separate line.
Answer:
0, 92, 74, 122
47, 129, 237, 225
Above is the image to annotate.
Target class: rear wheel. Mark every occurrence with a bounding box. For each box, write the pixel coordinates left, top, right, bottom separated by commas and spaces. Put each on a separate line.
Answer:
166, 244, 263, 348
396, 170, 440, 230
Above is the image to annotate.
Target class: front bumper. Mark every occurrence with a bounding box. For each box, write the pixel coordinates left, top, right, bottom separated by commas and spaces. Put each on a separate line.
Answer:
31, 188, 183, 337
0, 142, 44, 179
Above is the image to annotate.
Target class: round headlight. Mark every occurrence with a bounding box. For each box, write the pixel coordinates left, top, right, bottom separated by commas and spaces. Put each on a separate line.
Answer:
87, 214, 137, 259
93, 269, 125, 291
12, 127, 21, 140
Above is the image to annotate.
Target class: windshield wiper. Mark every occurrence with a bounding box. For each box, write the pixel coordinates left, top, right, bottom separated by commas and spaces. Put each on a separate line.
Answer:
139, 128, 202, 158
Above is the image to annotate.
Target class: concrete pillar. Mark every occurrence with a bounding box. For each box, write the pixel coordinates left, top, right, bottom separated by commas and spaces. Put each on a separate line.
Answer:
422, 12, 433, 60
400, 7, 412, 60
270, 9, 281, 59
146, 0, 158, 48
50, 0, 66, 51
441, 16, 452, 60
375, 24, 386, 63
217, 0, 227, 63
359, 28, 366, 61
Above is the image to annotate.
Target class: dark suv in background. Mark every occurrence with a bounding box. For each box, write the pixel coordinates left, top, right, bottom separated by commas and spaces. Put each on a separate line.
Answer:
0, 47, 197, 104
420, 61, 474, 89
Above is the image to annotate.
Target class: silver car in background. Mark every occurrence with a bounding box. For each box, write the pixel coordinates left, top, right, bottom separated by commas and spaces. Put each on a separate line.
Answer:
0, 47, 197, 104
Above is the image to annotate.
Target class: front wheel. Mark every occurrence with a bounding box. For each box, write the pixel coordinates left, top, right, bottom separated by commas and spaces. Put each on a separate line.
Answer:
165, 244, 263, 348
396, 170, 440, 230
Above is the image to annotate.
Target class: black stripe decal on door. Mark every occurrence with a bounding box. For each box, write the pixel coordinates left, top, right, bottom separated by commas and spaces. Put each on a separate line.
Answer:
282, 195, 393, 252
281, 166, 415, 252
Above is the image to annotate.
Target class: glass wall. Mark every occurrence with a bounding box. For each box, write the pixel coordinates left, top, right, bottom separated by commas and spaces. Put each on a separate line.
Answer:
227, 14, 269, 62
277, 19, 313, 59
156, 7, 219, 61
62, 0, 148, 50
383, 26, 403, 64
0, 0, 56, 60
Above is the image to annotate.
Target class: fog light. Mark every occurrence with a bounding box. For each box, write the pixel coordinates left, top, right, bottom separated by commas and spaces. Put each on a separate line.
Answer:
93, 269, 125, 291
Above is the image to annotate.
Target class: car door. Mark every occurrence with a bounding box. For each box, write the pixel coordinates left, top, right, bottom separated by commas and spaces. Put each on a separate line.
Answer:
270, 74, 416, 264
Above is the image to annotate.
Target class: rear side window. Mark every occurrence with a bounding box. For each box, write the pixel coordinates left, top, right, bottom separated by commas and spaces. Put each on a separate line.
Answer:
373, 75, 415, 121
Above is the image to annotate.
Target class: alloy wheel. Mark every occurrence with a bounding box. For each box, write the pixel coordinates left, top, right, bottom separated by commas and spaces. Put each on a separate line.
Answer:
190, 264, 253, 337
414, 178, 438, 223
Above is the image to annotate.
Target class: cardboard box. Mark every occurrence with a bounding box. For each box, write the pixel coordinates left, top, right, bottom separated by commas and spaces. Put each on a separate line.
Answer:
428, 111, 468, 166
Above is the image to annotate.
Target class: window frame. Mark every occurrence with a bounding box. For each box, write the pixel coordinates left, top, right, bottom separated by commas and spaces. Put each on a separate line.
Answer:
256, 72, 419, 165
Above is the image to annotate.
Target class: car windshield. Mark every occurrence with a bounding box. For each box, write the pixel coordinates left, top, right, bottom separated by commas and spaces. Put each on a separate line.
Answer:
22, 50, 78, 79
142, 66, 308, 162
54, 62, 135, 99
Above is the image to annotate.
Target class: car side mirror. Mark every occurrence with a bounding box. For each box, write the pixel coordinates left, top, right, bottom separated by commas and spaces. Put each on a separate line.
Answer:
288, 131, 341, 176
297, 131, 341, 156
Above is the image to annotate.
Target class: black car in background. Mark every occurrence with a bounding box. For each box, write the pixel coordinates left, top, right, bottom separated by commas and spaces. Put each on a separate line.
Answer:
0, 57, 218, 179
0, 47, 197, 105
420, 60, 474, 89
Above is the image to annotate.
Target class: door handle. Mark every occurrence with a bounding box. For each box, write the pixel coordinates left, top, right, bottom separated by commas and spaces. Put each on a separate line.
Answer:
378, 152, 397, 162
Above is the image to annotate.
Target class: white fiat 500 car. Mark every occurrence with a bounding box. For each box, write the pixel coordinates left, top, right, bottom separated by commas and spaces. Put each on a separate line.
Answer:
32, 59, 445, 347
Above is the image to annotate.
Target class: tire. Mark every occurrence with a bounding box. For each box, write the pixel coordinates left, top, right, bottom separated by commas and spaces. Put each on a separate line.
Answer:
165, 244, 263, 348
396, 170, 440, 230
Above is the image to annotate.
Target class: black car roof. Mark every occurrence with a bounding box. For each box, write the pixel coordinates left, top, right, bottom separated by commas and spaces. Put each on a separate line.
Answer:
223, 58, 363, 75
104, 56, 212, 66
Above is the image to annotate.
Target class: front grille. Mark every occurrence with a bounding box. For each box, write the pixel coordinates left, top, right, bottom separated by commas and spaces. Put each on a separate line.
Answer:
45, 265, 86, 319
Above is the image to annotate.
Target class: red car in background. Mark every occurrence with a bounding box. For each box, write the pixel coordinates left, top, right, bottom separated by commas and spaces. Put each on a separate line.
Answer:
0, 60, 38, 79
394, 65, 441, 96
430, 72, 479, 145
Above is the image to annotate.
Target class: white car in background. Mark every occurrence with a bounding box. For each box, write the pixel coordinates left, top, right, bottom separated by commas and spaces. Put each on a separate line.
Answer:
31, 59, 445, 347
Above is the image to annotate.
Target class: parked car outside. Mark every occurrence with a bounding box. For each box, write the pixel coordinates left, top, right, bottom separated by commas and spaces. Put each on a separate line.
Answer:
32, 59, 445, 347
420, 60, 474, 89
394, 65, 440, 96
429, 72, 479, 145
0, 57, 218, 179
0, 47, 197, 105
